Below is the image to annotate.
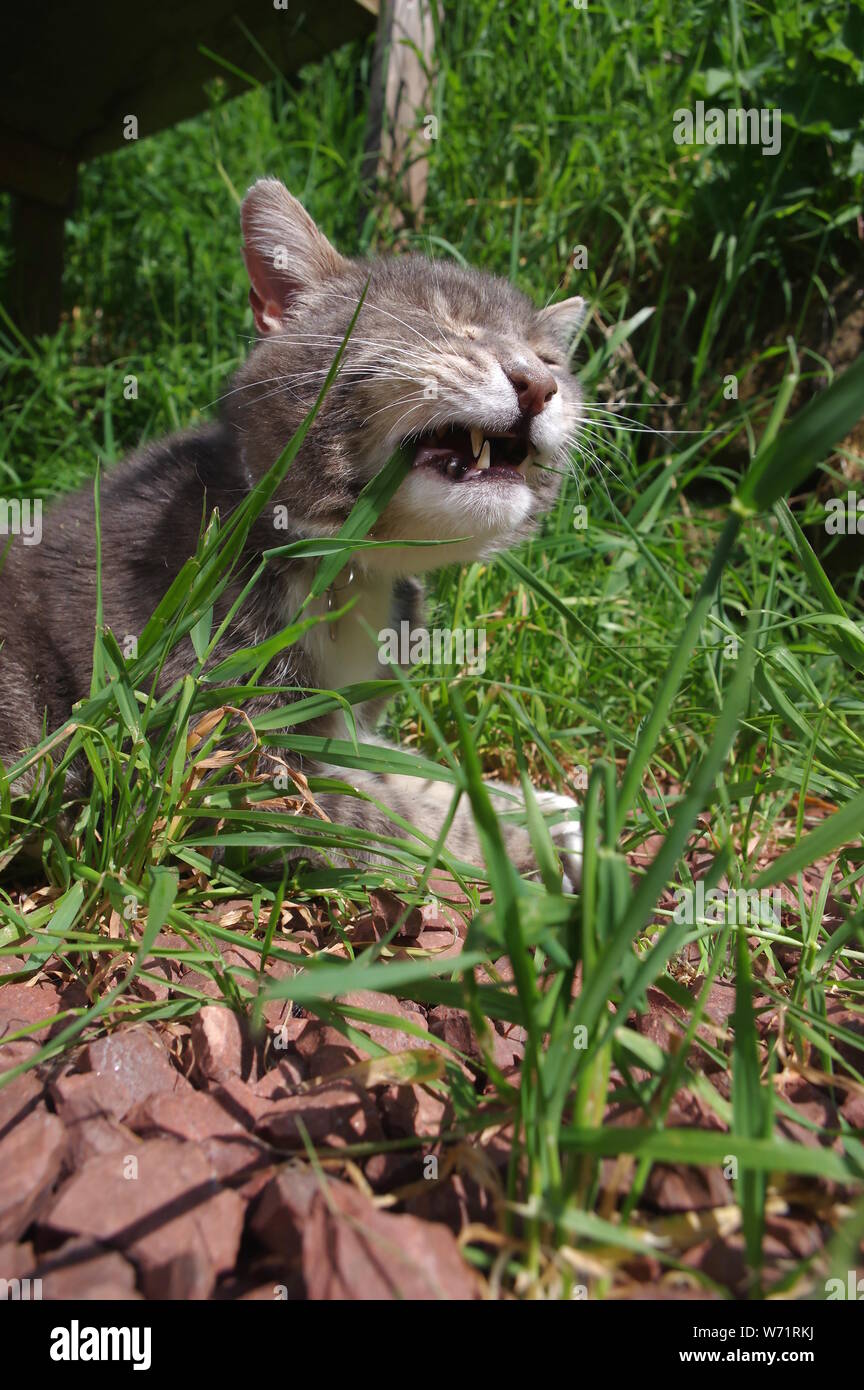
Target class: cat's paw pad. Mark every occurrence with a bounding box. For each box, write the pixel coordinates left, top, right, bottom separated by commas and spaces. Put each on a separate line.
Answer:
535, 790, 583, 893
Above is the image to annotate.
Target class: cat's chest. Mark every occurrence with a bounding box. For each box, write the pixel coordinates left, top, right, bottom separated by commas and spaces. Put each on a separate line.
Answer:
283, 568, 400, 698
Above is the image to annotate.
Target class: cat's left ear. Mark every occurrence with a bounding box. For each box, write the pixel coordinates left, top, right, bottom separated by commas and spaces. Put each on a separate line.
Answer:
537, 296, 587, 350
241, 178, 348, 334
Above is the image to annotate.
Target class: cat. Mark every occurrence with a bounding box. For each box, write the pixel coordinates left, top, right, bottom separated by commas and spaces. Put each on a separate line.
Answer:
0, 178, 584, 888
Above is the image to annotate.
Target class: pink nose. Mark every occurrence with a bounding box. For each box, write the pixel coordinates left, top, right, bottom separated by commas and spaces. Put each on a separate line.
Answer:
505, 365, 558, 417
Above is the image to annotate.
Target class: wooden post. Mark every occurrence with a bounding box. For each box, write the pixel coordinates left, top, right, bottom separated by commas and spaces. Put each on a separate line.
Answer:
362, 0, 439, 229
7, 194, 72, 338
0, 130, 78, 338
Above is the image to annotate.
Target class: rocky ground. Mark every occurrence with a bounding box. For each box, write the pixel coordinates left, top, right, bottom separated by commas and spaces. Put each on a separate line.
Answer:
1, 868, 862, 1301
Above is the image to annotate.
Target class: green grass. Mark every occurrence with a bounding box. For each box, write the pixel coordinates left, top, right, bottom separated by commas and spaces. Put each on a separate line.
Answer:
1, 0, 863, 1299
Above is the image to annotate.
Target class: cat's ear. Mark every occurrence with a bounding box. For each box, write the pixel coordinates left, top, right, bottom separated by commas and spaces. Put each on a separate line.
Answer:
537, 296, 587, 350
241, 178, 348, 334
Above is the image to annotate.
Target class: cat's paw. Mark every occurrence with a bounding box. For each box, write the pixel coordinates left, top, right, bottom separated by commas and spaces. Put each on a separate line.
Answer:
535, 790, 583, 893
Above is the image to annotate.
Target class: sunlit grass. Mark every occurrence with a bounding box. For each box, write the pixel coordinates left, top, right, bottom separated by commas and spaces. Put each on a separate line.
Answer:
0, 0, 862, 1299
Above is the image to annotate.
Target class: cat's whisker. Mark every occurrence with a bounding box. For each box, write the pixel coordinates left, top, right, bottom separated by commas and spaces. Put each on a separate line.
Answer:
235, 364, 424, 411
571, 437, 619, 507
577, 405, 708, 436
572, 423, 634, 481
362, 393, 433, 431
206, 375, 292, 409
326, 290, 469, 368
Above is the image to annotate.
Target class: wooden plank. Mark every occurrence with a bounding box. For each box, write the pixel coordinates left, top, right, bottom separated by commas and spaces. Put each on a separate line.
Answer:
0, 0, 378, 335
0, 0, 378, 183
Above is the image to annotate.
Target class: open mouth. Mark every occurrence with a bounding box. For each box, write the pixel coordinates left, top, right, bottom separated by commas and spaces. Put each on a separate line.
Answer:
411, 425, 531, 482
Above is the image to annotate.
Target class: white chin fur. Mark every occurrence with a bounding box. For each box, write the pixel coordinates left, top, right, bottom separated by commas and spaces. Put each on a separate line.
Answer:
372, 466, 537, 571
528, 392, 568, 454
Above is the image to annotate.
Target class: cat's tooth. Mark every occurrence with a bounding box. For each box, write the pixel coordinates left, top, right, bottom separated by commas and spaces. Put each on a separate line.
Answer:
470, 427, 483, 459
476, 439, 491, 470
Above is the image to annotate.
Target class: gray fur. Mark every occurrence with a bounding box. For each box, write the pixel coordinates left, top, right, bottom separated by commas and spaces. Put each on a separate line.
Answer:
0, 180, 584, 883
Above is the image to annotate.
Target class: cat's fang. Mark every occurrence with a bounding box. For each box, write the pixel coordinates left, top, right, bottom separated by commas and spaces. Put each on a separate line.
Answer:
476, 440, 491, 470
470, 427, 483, 459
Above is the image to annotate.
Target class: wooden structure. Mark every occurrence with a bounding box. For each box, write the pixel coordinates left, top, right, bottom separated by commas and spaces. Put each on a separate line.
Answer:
362, 0, 438, 227
0, 0, 378, 335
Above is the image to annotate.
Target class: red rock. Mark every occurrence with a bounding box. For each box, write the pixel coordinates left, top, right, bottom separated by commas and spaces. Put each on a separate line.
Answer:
764, 1214, 822, 1258
776, 1078, 839, 1149
412, 928, 462, 958
0, 1038, 40, 1073
404, 1169, 494, 1232
363, 1150, 421, 1190
267, 1017, 307, 1047
292, 1021, 361, 1079
210, 1074, 268, 1130
249, 1164, 321, 1258
824, 1000, 864, 1072
254, 1059, 306, 1099
41, 1137, 244, 1299
378, 1083, 450, 1139
0, 1108, 67, 1241
49, 1055, 145, 1164
303, 1179, 478, 1300
0, 1240, 35, 1278
189, 1005, 255, 1083
339, 991, 428, 1057
80, 1029, 189, 1117
684, 1233, 788, 1294
125, 1090, 270, 1187
489, 1027, 524, 1073
690, 980, 737, 1025
225, 1252, 304, 1301
643, 1162, 731, 1212
0, 979, 64, 1041
841, 1091, 864, 1127
262, 989, 300, 1034
0, 1070, 42, 1138
35, 1237, 140, 1300
199, 1137, 273, 1191
130, 961, 176, 1003
125, 1089, 249, 1145
427, 1005, 476, 1058
50, 1072, 113, 1128
256, 1082, 382, 1149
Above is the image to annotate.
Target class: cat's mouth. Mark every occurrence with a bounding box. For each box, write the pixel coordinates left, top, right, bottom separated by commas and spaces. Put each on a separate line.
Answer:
411, 425, 530, 482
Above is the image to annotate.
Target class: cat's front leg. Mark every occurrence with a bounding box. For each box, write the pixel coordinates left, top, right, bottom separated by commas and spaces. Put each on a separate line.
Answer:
312, 765, 582, 892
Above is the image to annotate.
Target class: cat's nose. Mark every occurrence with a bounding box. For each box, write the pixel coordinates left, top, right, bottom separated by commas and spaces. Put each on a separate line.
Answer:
505, 364, 558, 417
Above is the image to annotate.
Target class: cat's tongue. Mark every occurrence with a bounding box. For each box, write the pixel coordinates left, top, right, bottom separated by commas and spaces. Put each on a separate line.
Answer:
413, 426, 475, 473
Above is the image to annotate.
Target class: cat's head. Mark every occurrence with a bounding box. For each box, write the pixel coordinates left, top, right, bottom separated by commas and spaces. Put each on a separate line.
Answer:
229, 179, 584, 570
